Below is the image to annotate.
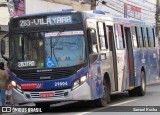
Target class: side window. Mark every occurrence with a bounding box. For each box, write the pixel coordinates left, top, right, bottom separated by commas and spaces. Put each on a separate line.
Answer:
152, 28, 155, 47
135, 27, 139, 47
135, 27, 144, 47
131, 26, 138, 48
115, 24, 125, 49
141, 27, 145, 47
97, 22, 108, 49
143, 27, 149, 47
148, 28, 155, 47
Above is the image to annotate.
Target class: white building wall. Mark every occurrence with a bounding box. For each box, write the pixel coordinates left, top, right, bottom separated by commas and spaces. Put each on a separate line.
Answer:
25, 0, 72, 14
0, 6, 9, 25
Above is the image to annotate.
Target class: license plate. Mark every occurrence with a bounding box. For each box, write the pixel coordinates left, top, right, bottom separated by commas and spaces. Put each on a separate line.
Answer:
40, 92, 54, 98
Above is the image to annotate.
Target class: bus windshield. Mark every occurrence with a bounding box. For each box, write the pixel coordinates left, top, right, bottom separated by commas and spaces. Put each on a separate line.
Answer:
10, 30, 86, 69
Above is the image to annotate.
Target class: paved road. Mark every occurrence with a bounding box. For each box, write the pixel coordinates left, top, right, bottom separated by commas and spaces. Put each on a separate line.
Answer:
1, 82, 160, 115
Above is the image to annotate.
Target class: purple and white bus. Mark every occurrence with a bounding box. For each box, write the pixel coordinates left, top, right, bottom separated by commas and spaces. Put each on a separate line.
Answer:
1, 10, 159, 109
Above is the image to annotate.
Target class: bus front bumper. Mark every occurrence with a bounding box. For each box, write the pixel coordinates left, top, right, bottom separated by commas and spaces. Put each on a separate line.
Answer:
11, 82, 92, 104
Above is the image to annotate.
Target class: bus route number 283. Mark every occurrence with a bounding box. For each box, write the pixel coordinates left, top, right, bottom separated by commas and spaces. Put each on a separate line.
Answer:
54, 81, 68, 87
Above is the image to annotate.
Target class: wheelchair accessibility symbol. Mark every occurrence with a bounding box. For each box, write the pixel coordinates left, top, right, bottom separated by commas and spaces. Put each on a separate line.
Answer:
45, 57, 56, 68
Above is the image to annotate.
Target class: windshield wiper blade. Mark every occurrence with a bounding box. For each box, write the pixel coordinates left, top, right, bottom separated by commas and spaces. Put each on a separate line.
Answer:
50, 26, 65, 67
51, 26, 65, 49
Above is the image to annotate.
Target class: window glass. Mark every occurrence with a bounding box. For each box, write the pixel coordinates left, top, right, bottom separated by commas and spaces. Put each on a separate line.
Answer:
10, 30, 86, 69
143, 27, 149, 47
115, 24, 125, 49
148, 28, 155, 47
97, 22, 108, 49
131, 26, 138, 48
137, 27, 144, 47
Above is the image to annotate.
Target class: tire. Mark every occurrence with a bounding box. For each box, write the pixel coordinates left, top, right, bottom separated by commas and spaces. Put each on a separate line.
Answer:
128, 89, 136, 97
35, 102, 50, 112
94, 79, 110, 107
136, 71, 146, 96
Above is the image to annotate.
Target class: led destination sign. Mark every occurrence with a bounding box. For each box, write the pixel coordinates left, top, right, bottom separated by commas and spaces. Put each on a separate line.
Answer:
13, 14, 81, 28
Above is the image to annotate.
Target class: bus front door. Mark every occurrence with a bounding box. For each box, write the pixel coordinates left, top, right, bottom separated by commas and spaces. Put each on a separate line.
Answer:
107, 26, 118, 91
124, 27, 135, 87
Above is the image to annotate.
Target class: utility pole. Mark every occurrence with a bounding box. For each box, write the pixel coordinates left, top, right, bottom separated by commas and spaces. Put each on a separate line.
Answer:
156, 0, 160, 77
156, 0, 159, 40
91, 0, 96, 10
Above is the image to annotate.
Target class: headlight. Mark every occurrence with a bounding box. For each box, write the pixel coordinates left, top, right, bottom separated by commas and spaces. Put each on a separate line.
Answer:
11, 81, 16, 87
72, 75, 87, 90
80, 75, 87, 83
11, 80, 23, 93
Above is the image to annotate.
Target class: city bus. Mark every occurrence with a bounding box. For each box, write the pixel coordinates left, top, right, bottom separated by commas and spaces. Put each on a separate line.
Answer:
1, 10, 159, 109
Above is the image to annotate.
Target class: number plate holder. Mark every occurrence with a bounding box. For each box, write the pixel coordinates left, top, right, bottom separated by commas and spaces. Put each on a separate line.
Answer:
40, 92, 54, 98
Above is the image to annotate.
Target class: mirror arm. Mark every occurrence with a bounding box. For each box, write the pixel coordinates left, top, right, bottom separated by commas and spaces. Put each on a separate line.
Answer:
2, 55, 8, 61
1, 33, 8, 61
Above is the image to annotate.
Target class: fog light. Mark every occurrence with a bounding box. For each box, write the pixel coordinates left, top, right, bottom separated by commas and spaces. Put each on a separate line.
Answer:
25, 94, 31, 99
72, 80, 80, 90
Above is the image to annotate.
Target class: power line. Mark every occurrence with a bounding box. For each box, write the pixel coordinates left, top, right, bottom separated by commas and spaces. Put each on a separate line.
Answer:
98, 0, 141, 20
98, 0, 155, 18
98, 0, 155, 21
108, 0, 155, 15
142, 0, 156, 6
115, 0, 156, 12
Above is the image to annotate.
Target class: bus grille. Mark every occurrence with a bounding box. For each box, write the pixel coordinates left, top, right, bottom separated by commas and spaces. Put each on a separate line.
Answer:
28, 90, 68, 98
18, 70, 74, 80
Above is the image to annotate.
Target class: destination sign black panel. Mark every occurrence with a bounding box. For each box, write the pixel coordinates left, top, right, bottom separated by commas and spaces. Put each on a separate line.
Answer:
11, 14, 81, 28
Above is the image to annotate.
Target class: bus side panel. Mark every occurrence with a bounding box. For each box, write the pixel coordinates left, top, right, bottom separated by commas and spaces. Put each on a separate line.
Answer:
146, 48, 159, 84
85, 18, 103, 100
133, 49, 142, 87
100, 51, 112, 90
121, 50, 130, 91
89, 55, 103, 100
134, 48, 159, 87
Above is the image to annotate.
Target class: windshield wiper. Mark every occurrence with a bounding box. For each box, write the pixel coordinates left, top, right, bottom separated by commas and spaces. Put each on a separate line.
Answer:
51, 26, 65, 67
51, 26, 65, 49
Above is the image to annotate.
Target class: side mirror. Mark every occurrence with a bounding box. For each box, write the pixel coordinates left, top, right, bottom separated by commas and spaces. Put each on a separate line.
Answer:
1, 39, 5, 55
1, 33, 8, 61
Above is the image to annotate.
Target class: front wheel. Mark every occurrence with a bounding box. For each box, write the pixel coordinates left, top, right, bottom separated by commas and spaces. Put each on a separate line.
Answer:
136, 71, 146, 96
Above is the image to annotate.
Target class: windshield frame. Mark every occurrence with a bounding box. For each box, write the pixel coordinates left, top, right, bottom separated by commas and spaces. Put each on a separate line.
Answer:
9, 29, 87, 69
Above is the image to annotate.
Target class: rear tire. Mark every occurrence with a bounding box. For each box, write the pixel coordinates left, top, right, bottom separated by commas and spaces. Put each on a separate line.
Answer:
136, 71, 146, 96
128, 89, 136, 96
94, 79, 110, 107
